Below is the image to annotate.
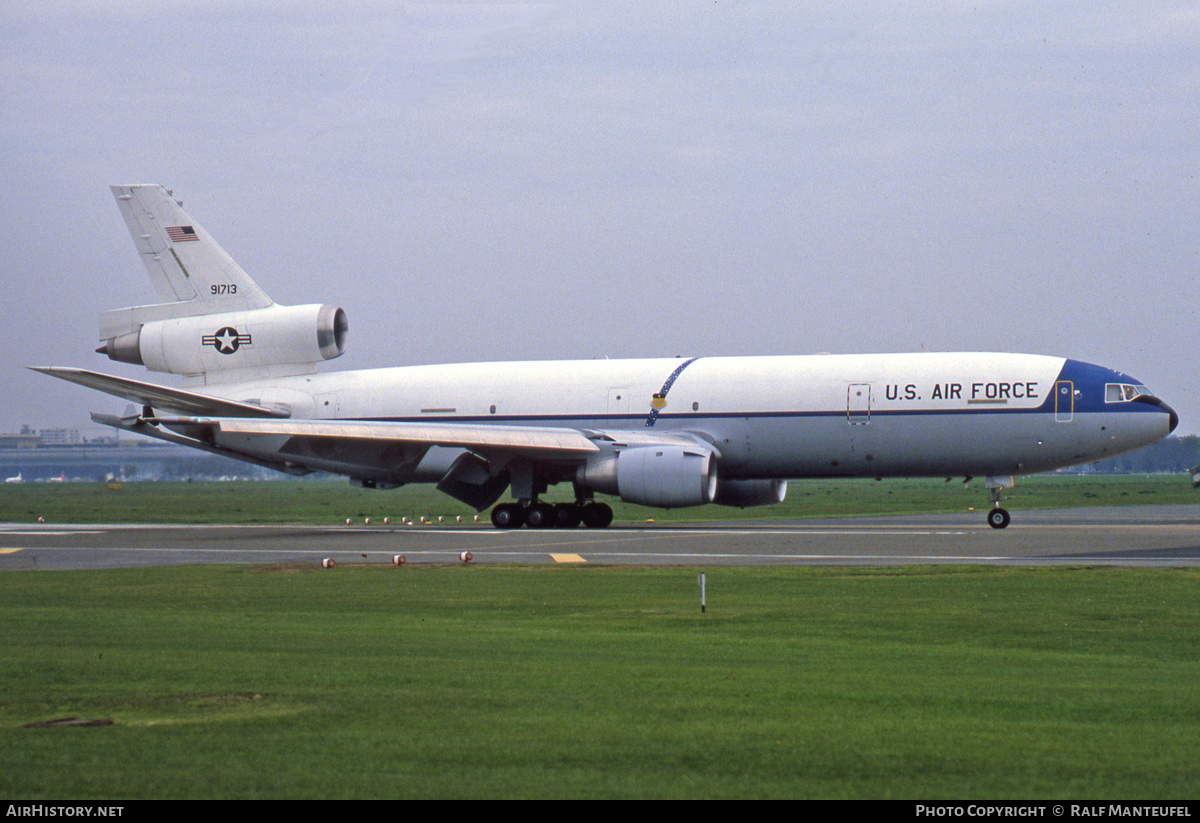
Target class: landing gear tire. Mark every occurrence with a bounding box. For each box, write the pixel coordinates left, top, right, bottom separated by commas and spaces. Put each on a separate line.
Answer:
987, 507, 1011, 530
554, 503, 583, 529
491, 503, 526, 529
525, 503, 557, 529
581, 502, 614, 529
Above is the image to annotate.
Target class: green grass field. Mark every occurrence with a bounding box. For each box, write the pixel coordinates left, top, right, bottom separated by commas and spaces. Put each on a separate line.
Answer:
2, 476, 1198, 798
3, 564, 1199, 799
0, 473, 1191, 525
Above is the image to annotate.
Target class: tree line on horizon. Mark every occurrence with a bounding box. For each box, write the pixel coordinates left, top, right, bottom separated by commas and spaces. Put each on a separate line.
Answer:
1084, 435, 1200, 475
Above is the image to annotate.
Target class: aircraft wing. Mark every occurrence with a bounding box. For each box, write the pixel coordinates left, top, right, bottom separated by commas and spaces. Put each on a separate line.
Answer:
34, 367, 605, 457
88, 411, 717, 509
44, 364, 716, 509
87, 412, 613, 509
30, 367, 288, 418
203, 417, 603, 459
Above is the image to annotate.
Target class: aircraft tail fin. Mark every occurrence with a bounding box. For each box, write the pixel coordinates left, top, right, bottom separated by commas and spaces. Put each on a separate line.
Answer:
97, 186, 347, 384
109, 184, 272, 313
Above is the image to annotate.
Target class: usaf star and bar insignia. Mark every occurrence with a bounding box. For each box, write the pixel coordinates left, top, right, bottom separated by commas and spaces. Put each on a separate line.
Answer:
202, 327, 252, 355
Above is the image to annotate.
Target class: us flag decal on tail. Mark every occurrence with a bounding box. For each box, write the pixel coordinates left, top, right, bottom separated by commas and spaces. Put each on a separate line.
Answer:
166, 225, 198, 242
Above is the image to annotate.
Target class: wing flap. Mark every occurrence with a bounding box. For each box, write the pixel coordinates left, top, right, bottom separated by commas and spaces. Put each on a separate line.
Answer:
206, 418, 601, 458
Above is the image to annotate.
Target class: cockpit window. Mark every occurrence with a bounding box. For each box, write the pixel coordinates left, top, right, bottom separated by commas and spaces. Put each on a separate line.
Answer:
1105, 383, 1151, 403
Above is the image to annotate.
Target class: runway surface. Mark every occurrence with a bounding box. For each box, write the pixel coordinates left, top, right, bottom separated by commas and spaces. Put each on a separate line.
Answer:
2, 505, 1199, 570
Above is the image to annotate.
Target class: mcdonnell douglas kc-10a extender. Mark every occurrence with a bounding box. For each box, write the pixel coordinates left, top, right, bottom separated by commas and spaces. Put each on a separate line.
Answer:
35, 185, 1178, 529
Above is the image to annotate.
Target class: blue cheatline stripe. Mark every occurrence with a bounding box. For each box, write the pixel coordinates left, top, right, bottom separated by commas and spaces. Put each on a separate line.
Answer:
645, 357, 700, 428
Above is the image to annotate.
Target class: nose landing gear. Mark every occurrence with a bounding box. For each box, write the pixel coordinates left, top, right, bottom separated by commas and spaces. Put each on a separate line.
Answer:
987, 506, 1011, 529
985, 476, 1013, 529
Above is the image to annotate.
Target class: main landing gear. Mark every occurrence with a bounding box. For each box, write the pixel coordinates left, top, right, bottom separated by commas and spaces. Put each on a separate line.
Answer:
490, 501, 614, 530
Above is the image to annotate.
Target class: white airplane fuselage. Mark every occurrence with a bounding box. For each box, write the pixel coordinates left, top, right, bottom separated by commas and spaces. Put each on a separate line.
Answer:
203, 351, 1175, 484
36, 184, 1180, 529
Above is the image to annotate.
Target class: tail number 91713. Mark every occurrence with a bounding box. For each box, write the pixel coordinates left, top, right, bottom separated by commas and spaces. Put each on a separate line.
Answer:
211, 284, 238, 295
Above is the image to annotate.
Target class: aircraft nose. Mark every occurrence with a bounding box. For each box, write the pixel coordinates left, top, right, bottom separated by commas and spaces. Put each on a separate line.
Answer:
1166, 401, 1180, 434
1134, 395, 1179, 434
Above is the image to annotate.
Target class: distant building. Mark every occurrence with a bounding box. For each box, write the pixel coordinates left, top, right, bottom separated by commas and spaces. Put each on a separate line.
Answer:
0, 425, 275, 481
37, 428, 82, 446
0, 432, 40, 450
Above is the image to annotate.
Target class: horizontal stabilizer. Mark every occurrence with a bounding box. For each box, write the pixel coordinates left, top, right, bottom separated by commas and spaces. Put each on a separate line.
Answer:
30, 367, 287, 418
90, 412, 312, 476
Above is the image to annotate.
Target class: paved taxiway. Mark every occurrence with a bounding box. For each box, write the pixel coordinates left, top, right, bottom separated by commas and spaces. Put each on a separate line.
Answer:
2, 505, 1199, 570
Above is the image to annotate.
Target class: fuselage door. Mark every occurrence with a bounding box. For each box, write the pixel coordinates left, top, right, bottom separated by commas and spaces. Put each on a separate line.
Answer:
1054, 380, 1074, 423
847, 383, 871, 425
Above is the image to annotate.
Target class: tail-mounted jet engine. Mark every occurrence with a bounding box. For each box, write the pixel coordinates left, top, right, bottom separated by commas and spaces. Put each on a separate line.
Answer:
98, 303, 348, 379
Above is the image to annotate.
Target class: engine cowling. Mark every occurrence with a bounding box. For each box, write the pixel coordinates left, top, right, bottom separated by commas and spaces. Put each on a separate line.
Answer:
99, 303, 347, 378
713, 479, 788, 508
577, 445, 718, 508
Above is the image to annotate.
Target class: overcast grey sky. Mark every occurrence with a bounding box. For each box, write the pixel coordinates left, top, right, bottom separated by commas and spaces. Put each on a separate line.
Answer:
4, 1, 1199, 435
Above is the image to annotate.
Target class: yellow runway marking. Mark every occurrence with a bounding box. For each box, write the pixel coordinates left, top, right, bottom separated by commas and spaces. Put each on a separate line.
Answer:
550, 553, 586, 564
0, 548, 23, 554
